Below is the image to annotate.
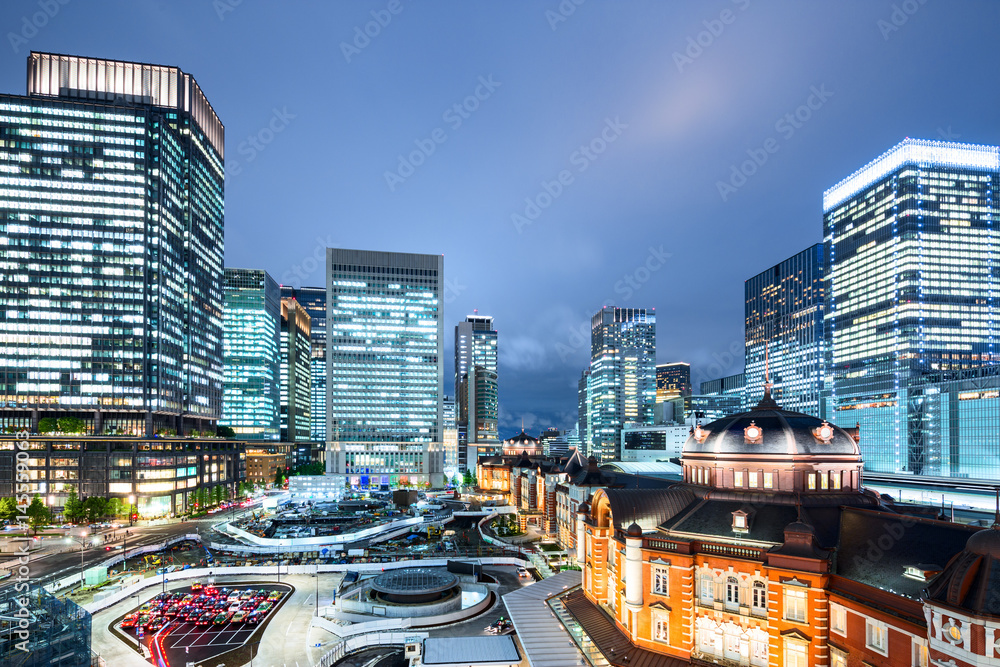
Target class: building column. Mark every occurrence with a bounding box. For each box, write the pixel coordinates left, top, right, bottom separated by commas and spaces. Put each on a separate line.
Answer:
93, 410, 103, 435
625, 534, 643, 608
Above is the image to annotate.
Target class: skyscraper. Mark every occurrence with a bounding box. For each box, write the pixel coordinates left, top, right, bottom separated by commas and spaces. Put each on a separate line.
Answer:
745, 243, 825, 417
655, 362, 692, 401
221, 269, 280, 440
454, 314, 498, 470
326, 248, 444, 445
824, 138, 1000, 474
586, 307, 656, 461
280, 286, 326, 442
0, 52, 225, 436
280, 298, 311, 442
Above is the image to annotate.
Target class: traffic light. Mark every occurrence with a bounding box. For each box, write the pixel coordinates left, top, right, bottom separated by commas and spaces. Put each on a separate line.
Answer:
131, 513, 138, 522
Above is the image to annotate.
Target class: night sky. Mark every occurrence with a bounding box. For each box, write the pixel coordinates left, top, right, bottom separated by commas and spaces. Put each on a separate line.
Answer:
4, 1, 999, 436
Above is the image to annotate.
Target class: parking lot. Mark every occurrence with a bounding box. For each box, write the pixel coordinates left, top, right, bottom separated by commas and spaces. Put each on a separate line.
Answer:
115, 582, 292, 667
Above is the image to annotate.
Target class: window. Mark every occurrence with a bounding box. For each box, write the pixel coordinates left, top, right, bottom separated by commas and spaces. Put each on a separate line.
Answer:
725, 576, 740, 609
653, 613, 669, 643
653, 566, 669, 595
819, 471, 828, 489
748, 471, 758, 488
700, 573, 715, 605
750, 630, 768, 667
806, 473, 816, 490
763, 472, 773, 489
912, 639, 928, 667
784, 587, 807, 623
831, 470, 842, 489
734, 471, 744, 487
830, 603, 846, 634
866, 619, 887, 653
751, 581, 767, 615
784, 640, 809, 667
831, 647, 848, 667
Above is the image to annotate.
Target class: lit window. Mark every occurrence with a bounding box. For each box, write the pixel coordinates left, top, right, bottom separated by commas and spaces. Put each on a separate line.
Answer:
912, 639, 928, 667
763, 472, 773, 489
700, 573, 714, 605
653, 613, 669, 643
831, 647, 848, 667
830, 603, 846, 634
652, 566, 669, 595
725, 576, 740, 610
748, 471, 757, 488
784, 640, 808, 667
751, 581, 767, 616
831, 471, 842, 490
806, 473, 816, 490
734, 471, 744, 487
819, 472, 828, 489
866, 619, 888, 653
784, 587, 807, 623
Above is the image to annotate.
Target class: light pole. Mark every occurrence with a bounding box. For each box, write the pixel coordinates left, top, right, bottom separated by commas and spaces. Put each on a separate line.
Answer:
67, 530, 92, 590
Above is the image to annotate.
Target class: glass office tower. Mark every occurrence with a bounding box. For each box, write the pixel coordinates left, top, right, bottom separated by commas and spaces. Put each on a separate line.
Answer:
455, 315, 498, 470
326, 248, 444, 445
824, 138, 1000, 474
587, 307, 656, 461
745, 243, 825, 416
280, 298, 311, 442
0, 52, 225, 436
221, 269, 280, 440
281, 285, 326, 442
655, 362, 691, 401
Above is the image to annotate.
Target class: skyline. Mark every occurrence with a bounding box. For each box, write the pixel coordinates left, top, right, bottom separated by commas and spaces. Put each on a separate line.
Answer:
4, 1, 1000, 434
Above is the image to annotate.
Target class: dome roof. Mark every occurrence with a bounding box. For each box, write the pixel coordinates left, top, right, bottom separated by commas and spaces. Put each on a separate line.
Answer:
505, 430, 538, 446
683, 390, 860, 459
626, 522, 642, 537
967, 525, 1000, 559
924, 525, 1000, 616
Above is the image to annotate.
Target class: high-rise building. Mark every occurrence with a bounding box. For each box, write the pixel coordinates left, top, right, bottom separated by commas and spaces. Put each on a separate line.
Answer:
326, 247, 444, 447
655, 362, 691, 401
455, 314, 498, 470
442, 395, 458, 473
578, 369, 592, 457
280, 298, 311, 442
745, 243, 825, 417
281, 286, 326, 442
222, 269, 281, 440
0, 52, 225, 436
824, 139, 1000, 474
586, 307, 656, 461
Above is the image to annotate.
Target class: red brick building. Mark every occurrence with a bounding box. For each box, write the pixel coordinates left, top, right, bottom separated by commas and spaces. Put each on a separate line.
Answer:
568, 388, 998, 666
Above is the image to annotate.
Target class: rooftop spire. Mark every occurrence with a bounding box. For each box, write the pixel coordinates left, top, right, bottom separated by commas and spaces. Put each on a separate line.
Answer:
755, 343, 779, 409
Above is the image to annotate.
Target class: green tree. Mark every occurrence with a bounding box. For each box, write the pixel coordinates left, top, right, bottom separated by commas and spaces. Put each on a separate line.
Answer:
293, 462, 325, 476
82, 496, 108, 523
37, 417, 57, 434
462, 470, 475, 487
216, 425, 235, 439
57, 416, 86, 434
210, 485, 220, 506
223, 485, 231, 502
274, 469, 286, 488
0, 497, 18, 522
107, 497, 124, 519
63, 488, 84, 523
26, 495, 51, 535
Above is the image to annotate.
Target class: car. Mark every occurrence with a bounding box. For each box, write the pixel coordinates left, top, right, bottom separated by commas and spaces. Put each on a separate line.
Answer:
153, 592, 172, 603
196, 611, 215, 626
240, 601, 257, 611
239, 590, 254, 601
213, 612, 231, 625
183, 608, 201, 622
137, 614, 151, 628
148, 617, 166, 632
231, 611, 246, 623
227, 592, 242, 604
163, 604, 182, 617
267, 591, 283, 601
256, 602, 272, 613
517, 567, 530, 578
204, 586, 218, 596
190, 582, 203, 591
181, 594, 194, 605
120, 613, 139, 628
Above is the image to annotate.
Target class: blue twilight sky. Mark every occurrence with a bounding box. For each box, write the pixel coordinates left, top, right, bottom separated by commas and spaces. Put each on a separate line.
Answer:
3, 0, 999, 436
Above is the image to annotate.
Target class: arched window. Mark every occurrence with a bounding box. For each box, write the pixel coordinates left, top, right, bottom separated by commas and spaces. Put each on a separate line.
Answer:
752, 580, 767, 616
725, 576, 740, 610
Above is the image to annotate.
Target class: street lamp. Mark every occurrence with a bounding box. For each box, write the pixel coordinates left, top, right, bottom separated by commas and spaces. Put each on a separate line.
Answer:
68, 530, 91, 590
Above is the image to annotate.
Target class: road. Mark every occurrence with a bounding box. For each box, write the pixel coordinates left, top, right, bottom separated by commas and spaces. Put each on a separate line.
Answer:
2, 514, 224, 584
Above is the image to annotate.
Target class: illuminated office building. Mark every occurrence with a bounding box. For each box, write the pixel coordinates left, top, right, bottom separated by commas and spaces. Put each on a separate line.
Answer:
280, 298, 311, 443
655, 362, 691, 402
455, 315, 499, 471
221, 269, 280, 440
281, 285, 326, 442
586, 307, 656, 462
0, 52, 225, 436
745, 243, 825, 417
326, 248, 444, 468
824, 139, 1000, 474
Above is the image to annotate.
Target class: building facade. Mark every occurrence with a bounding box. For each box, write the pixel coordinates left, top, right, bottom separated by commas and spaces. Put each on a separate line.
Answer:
326, 440, 444, 488
745, 243, 825, 418
824, 139, 1000, 475
222, 269, 281, 440
455, 315, 498, 471
0, 435, 243, 516
280, 285, 327, 442
620, 424, 689, 463
280, 298, 312, 442
563, 389, 997, 667
0, 52, 225, 437
656, 363, 692, 402
586, 307, 657, 462
245, 445, 289, 486
0, 585, 92, 667
326, 249, 444, 485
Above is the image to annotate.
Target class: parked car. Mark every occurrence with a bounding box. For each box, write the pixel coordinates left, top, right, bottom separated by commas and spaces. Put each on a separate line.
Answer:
196, 611, 215, 626
213, 612, 231, 625
517, 567, 530, 578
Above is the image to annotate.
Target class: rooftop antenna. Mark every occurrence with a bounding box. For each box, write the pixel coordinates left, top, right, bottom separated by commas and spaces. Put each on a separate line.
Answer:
994, 488, 1000, 528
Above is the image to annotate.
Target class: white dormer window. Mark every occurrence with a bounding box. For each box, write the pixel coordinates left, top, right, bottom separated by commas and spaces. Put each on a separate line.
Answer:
732, 510, 749, 534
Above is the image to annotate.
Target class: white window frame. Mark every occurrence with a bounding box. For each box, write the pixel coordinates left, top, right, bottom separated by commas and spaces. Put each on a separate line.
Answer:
751, 580, 767, 616
784, 587, 807, 623
866, 618, 888, 655
830, 602, 847, 635
783, 639, 809, 667
830, 646, 848, 667
700, 572, 715, 605
734, 470, 744, 487
725, 576, 740, 610
806, 472, 816, 490
763, 471, 773, 489
748, 471, 758, 488
831, 470, 842, 489
652, 611, 669, 644
912, 637, 928, 667
652, 566, 669, 596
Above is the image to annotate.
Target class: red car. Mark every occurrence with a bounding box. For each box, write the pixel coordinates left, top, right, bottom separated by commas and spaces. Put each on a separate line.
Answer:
190, 582, 203, 591
121, 613, 139, 628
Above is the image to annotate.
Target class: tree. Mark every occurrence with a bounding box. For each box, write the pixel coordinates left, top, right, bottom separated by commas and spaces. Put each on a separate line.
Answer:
57, 416, 86, 434
223, 486, 231, 502
211, 485, 222, 506
107, 497, 125, 519
462, 470, 475, 487
293, 462, 325, 476
274, 469, 286, 488
83, 496, 108, 523
63, 488, 84, 523
26, 495, 51, 535
37, 417, 57, 434
217, 425, 235, 439
0, 497, 18, 522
